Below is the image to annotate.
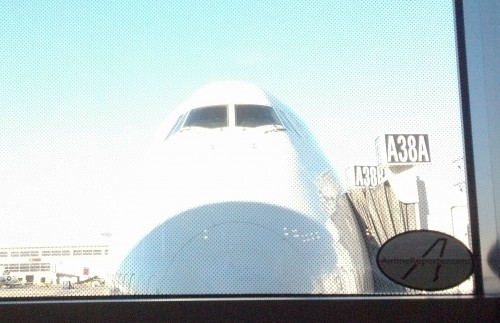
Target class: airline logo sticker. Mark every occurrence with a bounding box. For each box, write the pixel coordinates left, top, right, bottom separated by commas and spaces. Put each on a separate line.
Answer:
377, 230, 474, 291
385, 134, 431, 164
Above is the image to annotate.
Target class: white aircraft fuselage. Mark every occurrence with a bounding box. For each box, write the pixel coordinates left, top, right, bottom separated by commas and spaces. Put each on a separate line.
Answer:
112, 81, 373, 294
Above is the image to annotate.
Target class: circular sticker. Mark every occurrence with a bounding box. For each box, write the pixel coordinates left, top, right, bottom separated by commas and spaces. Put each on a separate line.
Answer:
376, 230, 474, 291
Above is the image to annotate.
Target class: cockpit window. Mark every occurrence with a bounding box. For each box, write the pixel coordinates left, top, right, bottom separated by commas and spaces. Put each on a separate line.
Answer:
183, 105, 228, 129
165, 113, 188, 139
235, 105, 282, 128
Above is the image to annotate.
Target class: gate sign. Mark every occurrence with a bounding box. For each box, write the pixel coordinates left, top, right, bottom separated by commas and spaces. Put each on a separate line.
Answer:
380, 134, 431, 164
377, 230, 474, 291
349, 166, 385, 187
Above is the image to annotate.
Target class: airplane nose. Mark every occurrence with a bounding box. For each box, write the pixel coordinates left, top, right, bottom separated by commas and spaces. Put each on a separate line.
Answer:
115, 202, 338, 294
163, 222, 318, 294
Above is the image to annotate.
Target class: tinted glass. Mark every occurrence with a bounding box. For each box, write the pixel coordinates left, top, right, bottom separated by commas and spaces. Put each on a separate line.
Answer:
235, 105, 282, 127
1, 1, 497, 302
183, 106, 227, 129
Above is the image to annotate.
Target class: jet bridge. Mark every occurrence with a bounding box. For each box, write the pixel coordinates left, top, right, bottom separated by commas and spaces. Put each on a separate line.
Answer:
341, 166, 422, 293
347, 181, 419, 246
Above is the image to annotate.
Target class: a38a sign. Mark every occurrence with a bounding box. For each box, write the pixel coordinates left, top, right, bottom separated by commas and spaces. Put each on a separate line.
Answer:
384, 134, 431, 164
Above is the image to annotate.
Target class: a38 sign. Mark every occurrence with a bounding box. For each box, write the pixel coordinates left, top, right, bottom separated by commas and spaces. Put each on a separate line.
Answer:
353, 166, 385, 187
385, 134, 431, 164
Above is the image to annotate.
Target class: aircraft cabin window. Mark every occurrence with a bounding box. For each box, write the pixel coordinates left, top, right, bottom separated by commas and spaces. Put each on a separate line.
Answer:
165, 113, 188, 139
275, 109, 300, 136
182, 105, 228, 129
235, 105, 282, 128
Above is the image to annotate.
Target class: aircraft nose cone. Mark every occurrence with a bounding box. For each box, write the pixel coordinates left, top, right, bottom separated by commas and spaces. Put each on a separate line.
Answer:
115, 202, 338, 295
165, 222, 306, 294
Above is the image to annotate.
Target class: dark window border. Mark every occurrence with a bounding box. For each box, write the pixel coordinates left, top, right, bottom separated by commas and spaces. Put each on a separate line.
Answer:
455, 0, 483, 295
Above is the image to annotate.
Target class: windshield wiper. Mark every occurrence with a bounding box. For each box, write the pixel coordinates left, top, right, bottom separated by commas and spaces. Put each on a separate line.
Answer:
265, 125, 287, 133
